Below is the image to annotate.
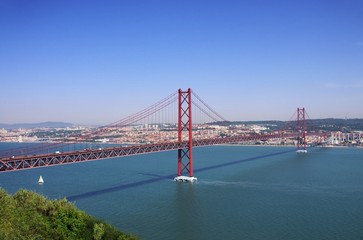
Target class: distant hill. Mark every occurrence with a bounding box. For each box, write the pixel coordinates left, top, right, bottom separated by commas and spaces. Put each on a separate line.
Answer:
0, 122, 75, 129
214, 118, 363, 132
1, 118, 363, 131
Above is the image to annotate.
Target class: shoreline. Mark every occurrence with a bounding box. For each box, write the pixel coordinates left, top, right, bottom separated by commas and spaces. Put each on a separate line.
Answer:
216, 143, 363, 149
1, 141, 362, 149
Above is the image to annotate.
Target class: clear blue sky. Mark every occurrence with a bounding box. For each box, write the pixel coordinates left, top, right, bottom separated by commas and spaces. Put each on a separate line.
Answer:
1, 0, 362, 125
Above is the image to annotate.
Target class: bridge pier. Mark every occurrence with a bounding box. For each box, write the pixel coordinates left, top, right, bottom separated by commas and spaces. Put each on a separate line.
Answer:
174, 88, 197, 182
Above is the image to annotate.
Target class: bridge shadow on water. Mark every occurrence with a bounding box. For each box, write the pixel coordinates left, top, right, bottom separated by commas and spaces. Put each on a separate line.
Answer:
67, 148, 296, 201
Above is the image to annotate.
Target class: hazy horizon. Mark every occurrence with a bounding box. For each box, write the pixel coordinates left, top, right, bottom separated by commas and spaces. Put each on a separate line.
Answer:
1, 117, 363, 127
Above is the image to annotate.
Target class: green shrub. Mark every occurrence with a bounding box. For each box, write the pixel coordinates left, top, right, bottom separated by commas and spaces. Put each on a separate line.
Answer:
0, 188, 137, 240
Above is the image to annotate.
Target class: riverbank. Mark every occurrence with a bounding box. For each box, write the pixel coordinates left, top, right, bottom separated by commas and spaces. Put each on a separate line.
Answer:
217, 143, 363, 148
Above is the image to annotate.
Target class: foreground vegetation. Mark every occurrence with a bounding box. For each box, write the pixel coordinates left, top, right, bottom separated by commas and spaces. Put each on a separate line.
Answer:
0, 188, 137, 240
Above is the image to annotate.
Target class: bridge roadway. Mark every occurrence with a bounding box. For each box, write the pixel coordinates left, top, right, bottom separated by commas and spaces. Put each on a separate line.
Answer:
0, 132, 305, 172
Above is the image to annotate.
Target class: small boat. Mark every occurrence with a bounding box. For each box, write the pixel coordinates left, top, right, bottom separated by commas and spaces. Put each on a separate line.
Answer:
38, 175, 44, 184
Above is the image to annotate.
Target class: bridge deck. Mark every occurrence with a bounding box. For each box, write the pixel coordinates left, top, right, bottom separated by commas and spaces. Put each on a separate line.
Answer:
0, 133, 308, 172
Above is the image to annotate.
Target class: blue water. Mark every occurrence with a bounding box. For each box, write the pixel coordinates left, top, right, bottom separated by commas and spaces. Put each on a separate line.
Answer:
1, 144, 363, 240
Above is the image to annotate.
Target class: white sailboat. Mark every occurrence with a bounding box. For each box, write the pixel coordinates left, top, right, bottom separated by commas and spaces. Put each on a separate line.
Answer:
38, 175, 44, 184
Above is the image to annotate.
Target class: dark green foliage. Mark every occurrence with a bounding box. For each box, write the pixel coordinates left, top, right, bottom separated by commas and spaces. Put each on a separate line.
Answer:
0, 188, 137, 240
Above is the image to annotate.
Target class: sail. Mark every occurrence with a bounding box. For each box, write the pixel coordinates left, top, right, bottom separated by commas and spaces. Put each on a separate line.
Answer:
38, 176, 44, 184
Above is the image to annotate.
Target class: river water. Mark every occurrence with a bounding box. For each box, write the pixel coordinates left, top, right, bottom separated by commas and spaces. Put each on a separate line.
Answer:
0, 144, 363, 240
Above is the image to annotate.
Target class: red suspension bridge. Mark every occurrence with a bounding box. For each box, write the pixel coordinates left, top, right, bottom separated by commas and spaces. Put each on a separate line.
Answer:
0, 88, 326, 181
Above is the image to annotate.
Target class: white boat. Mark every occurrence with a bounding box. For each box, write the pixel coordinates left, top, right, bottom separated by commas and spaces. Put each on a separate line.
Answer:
296, 149, 308, 153
38, 175, 44, 184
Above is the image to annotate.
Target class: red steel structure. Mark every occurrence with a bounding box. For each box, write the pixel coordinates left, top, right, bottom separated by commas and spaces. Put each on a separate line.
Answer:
0, 88, 326, 173
177, 88, 194, 177
0, 133, 302, 172
297, 108, 307, 150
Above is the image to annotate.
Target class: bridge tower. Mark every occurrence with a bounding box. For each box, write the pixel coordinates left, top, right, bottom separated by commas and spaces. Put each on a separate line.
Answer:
174, 88, 197, 182
296, 107, 307, 153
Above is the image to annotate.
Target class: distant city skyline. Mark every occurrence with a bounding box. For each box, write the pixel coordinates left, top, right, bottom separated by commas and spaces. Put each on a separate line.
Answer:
1, 1, 362, 125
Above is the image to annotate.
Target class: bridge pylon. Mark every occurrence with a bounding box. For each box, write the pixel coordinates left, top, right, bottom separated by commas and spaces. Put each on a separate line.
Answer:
174, 88, 197, 182
296, 107, 307, 153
